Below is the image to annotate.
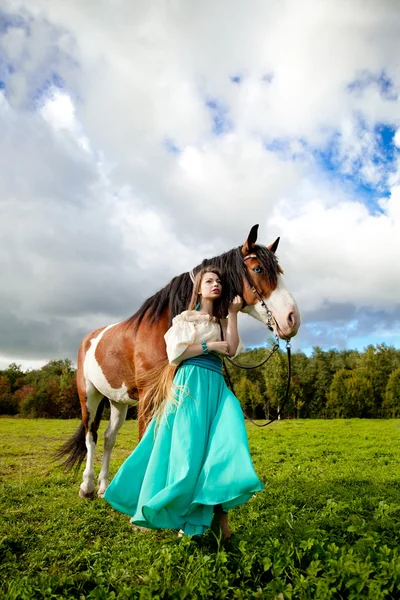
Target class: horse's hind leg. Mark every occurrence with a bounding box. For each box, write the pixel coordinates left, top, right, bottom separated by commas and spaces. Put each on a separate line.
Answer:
79, 383, 104, 499
97, 401, 128, 497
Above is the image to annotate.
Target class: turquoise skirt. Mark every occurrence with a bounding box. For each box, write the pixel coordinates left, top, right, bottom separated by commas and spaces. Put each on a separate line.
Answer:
104, 355, 264, 536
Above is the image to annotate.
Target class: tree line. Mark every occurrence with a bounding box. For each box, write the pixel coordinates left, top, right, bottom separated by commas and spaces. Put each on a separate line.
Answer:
1, 344, 400, 419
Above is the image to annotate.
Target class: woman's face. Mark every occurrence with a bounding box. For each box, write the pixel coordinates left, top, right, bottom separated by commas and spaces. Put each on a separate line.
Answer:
199, 272, 222, 301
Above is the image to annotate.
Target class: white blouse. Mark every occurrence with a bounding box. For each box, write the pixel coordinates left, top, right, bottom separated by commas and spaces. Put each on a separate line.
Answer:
164, 310, 244, 366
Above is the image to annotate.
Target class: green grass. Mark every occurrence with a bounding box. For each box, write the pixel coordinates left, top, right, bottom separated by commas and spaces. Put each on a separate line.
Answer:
1, 418, 400, 599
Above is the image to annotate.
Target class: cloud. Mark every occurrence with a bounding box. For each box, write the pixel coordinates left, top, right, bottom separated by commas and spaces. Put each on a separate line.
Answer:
297, 303, 400, 353
1, 0, 400, 367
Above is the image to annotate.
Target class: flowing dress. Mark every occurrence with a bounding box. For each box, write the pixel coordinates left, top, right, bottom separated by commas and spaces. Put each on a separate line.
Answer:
103, 310, 263, 536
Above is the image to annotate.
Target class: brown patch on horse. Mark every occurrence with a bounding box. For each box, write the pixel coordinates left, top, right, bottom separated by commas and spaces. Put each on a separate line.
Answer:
94, 323, 137, 396
133, 310, 170, 439
240, 226, 282, 302
134, 310, 170, 374
242, 253, 283, 306
77, 326, 106, 428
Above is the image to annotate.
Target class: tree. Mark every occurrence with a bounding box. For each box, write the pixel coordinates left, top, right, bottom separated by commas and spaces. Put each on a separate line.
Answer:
18, 379, 60, 418
235, 376, 263, 417
291, 376, 305, 419
306, 347, 334, 417
356, 344, 400, 416
291, 351, 312, 418
345, 370, 375, 417
327, 369, 350, 417
383, 368, 400, 417
0, 364, 25, 414
14, 385, 37, 415
1, 363, 25, 392
327, 369, 374, 418
56, 375, 81, 418
17, 359, 79, 418
0, 375, 18, 415
263, 349, 287, 418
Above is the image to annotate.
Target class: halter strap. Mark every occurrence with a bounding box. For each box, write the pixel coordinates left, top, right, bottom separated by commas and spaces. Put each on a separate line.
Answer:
242, 258, 278, 335
243, 254, 257, 261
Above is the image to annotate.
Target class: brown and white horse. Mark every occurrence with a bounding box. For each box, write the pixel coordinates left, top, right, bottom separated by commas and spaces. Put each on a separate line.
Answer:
57, 225, 300, 498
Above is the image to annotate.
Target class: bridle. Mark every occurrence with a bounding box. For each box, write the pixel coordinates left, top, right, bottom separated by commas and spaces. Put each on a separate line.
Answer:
242, 252, 278, 334
222, 253, 292, 427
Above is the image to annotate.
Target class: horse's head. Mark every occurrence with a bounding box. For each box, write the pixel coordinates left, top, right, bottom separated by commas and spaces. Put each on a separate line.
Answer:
240, 225, 301, 340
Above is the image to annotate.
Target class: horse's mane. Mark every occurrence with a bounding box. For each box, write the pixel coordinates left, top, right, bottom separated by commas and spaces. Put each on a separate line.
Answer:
129, 244, 281, 329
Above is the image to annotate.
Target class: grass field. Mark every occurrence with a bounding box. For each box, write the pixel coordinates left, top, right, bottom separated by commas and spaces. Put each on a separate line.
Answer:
1, 418, 400, 599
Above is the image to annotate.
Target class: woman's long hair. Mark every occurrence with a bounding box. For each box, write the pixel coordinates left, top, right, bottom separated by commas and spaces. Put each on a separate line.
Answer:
138, 265, 225, 428
136, 362, 179, 430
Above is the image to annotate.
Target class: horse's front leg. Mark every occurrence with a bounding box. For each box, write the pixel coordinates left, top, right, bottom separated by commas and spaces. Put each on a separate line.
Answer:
97, 401, 128, 497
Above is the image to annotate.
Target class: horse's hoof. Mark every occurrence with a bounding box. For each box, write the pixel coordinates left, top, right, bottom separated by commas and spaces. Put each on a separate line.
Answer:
79, 488, 95, 499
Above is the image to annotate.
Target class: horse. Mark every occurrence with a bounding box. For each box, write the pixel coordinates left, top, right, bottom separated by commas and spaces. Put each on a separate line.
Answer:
56, 224, 301, 499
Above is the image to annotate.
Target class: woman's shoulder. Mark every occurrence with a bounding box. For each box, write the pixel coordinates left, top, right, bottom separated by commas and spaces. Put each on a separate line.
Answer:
172, 310, 219, 324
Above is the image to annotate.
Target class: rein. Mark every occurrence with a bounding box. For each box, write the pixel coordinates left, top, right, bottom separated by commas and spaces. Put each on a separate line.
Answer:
223, 342, 292, 427
221, 253, 292, 427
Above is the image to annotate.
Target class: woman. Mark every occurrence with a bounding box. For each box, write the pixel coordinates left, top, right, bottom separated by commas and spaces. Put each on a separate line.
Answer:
104, 267, 263, 539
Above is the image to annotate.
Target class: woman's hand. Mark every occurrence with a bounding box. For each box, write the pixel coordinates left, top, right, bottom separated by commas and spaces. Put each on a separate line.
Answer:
228, 295, 243, 315
208, 341, 230, 356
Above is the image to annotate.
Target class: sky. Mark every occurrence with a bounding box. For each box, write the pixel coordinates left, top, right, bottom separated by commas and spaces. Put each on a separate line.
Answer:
1, 0, 400, 370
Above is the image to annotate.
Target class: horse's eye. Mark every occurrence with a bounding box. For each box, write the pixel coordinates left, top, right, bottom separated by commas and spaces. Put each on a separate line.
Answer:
253, 266, 263, 274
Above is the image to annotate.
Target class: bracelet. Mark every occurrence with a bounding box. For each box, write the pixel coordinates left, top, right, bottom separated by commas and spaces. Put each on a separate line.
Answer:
201, 341, 209, 355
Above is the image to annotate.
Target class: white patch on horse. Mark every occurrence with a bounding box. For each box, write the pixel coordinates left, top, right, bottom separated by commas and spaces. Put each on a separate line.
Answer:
84, 324, 137, 404
97, 401, 128, 497
243, 275, 300, 338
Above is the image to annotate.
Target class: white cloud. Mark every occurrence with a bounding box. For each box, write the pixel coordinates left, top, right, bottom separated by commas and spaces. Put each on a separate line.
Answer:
40, 88, 90, 152
394, 129, 400, 148
270, 187, 400, 314
1, 0, 400, 365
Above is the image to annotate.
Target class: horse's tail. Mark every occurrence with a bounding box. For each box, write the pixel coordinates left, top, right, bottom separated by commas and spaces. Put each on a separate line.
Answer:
54, 398, 106, 471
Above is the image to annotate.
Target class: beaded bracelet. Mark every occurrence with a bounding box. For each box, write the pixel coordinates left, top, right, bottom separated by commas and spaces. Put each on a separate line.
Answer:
201, 341, 209, 355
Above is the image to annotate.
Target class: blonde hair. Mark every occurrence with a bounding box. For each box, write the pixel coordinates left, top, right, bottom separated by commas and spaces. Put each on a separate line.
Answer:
136, 361, 178, 430
137, 266, 226, 428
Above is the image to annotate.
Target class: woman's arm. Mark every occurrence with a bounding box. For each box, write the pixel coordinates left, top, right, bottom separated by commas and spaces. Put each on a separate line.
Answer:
165, 317, 230, 366
177, 340, 229, 362
223, 296, 243, 357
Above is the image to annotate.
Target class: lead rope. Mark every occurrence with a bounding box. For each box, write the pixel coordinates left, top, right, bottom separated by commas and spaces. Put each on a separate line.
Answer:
223, 342, 291, 427
225, 341, 279, 369
219, 321, 292, 427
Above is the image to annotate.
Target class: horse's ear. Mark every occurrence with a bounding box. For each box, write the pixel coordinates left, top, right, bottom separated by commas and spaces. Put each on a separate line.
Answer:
241, 224, 259, 256
267, 237, 280, 253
